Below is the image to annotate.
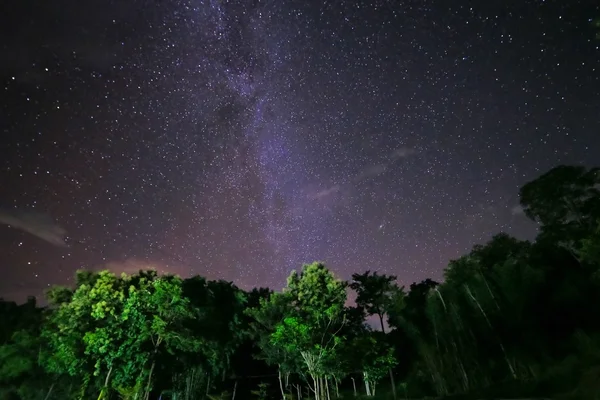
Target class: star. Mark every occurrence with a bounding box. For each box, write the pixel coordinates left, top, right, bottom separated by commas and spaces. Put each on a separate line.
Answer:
0, 0, 598, 302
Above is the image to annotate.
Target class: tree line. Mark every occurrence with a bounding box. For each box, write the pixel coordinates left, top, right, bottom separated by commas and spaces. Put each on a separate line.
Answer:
0, 164, 599, 400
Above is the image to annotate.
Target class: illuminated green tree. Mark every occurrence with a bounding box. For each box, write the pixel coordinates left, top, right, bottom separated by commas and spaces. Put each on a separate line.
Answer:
124, 274, 207, 400
42, 271, 102, 399
269, 262, 348, 400
246, 290, 298, 399
352, 331, 397, 396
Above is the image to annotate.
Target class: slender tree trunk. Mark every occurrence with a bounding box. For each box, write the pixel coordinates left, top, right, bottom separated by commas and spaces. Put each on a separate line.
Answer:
144, 361, 156, 400
379, 314, 397, 400
325, 377, 331, 400
104, 366, 113, 388
311, 374, 319, 400
363, 372, 371, 396
464, 284, 517, 379
479, 269, 500, 310
145, 337, 162, 400
232, 380, 238, 400
434, 288, 447, 310
223, 353, 230, 383
296, 384, 301, 400
351, 377, 357, 397
206, 374, 211, 396
316, 378, 321, 400
184, 369, 192, 400
450, 339, 469, 391
320, 376, 325, 400
97, 366, 113, 400
285, 372, 290, 388
44, 383, 54, 400
278, 367, 286, 400
387, 368, 397, 399
333, 376, 339, 398
315, 378, 322, 400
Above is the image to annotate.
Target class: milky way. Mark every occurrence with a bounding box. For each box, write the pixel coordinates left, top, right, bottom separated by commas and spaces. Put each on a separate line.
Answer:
1, 0, 599, 302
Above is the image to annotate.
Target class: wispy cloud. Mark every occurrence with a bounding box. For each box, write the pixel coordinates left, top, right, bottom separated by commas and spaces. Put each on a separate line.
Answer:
0, 209, 68, 247
354, 164, 387, 182
510, 205, 525, 216
311, 185, 341, 200
310, 147, 417, 202
390, 147, 417, 161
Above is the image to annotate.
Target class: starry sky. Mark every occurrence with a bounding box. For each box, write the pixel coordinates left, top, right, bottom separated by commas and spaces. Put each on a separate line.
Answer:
1, 0, 599, 303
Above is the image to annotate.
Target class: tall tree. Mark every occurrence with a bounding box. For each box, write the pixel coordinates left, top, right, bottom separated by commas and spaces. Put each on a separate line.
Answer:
519, 165, 600, 258
246, 290, 296, 400
269, 262, 348, 400
353, 331, 398, 396
43, 271, 102, 400
350, 270, 402, 398
350, 271, 400, 332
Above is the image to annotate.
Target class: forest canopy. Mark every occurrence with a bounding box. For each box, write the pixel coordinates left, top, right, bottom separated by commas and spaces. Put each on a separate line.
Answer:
1, 164, 599, 400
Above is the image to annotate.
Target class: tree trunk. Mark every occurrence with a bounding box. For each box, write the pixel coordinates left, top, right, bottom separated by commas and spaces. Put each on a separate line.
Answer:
278, 367, 286, 400
351, 377, 357, 397
285, 372, 290, 388
379, 314, 397, 400
44, 383, 54, 400
144, 361, 156, 400
333, 376, 339, 398
363, 372, 371, 396
145, 337, 162, 400
464, 284, 517, 379
97, 366, 113, 400
388, 368, 397, 399
479, 269, 500, 310
325, 377, 331, 400
310, 374, 319, 400
232, 380, 238, 400
296, 384, 302, 400
206, 374, 211, 396
320, 376, 324, 400
184, 369, 193, 400
104, 366, 113, 388
434, 288, 447, 311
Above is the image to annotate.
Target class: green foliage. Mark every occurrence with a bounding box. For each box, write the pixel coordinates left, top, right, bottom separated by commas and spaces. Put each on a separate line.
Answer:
2, 164, 600, 399
275, 263, 348, 372
250, 382, 270, 400
384, 165, 600, 398
250, 262, 351, 400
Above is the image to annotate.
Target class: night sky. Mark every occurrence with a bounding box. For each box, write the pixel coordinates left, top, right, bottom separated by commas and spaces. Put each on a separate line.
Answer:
1, 0, 599, 303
